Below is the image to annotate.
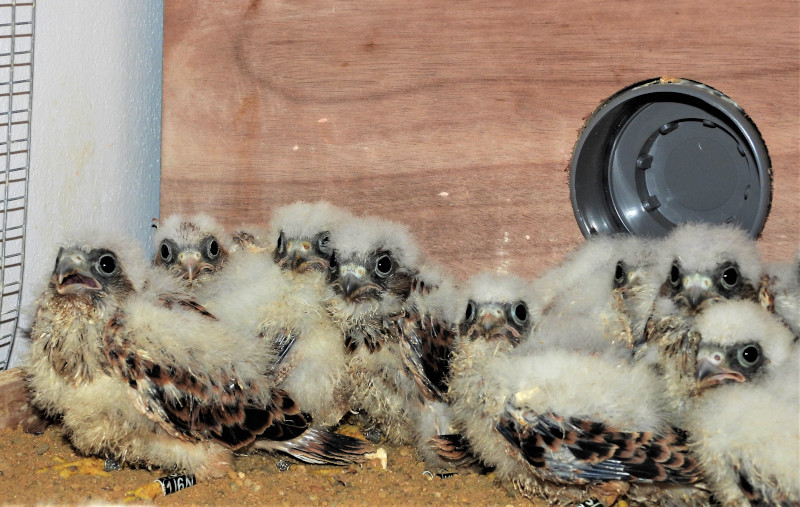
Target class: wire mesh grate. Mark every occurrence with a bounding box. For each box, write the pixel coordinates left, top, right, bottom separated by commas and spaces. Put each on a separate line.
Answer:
0, 1, 34, 371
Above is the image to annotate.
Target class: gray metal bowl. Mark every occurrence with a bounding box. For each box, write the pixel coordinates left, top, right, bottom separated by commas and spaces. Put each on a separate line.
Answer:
570, 77, 772, 239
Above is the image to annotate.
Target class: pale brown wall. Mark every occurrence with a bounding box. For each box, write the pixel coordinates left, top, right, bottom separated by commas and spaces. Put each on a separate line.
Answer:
162, 0, 799, 280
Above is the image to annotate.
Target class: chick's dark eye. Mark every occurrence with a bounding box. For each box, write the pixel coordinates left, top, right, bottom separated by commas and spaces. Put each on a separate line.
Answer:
276, 232, 286, 253
614, 261, 626, 286
669, 261, 681, 287
207, 238, 219, 258
318, 233, 331, 255
511, 302, 528, 325
97, 254, 118, 275
720, 265, 739, 290
465, 301, 476, 322
737, 344, 760, 367
159, 241, 172, 262
375, 254, 392, 277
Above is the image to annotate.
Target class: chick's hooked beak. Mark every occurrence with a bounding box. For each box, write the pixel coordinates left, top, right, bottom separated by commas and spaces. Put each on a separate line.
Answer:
478, 305, 505, 334
177, 249, 212, 281
286, 240, 329, 273
465, 304, 520, 346
53, 248, 101, 295
696, 354, 745, 390
682, 273, 713, 310
337, 263, 370, 300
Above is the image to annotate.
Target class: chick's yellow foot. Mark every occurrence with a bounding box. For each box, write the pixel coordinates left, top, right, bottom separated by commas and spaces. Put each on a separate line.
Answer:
124, 473, 197, 502
36, 456, 112, 478
124, 481, 164, 502
334, 423, 369, 441
588, 480, 630, 507
232, 231, 269, 253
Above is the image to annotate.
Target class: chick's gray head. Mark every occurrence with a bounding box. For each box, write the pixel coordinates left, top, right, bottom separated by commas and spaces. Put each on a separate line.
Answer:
657, 223, 761, 313
153, 214, 229, 284
330, 247, 413, 305
273, 228, 333, 274
50, 244, 135, 307
268, 200, 352, 275
326, 215, 420, 310
458, 272, 533, 349
691, 300, 795, 395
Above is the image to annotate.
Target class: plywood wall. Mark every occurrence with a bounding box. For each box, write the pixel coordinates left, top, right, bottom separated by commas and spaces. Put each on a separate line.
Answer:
162, 0, 799, 280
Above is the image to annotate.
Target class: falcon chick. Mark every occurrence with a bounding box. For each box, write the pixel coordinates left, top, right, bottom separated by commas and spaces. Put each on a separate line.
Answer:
432, 272, 534, 467
325, 214, 460, 462
458, 271, 534, 354
684, 300, 799, 505
193, 203, 354, 429
26, 235, 371, 481
269, 200, 350, 275
531, 234, 662, 350
152, 213, 231, 291
447, 294, 702, 505
258, 200, 355, 427
653, 222, 762, 316
637, 223, 764, 396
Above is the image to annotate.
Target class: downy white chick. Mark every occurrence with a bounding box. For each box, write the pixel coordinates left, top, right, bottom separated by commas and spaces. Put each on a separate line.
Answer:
447, 273, 702, 504
260, 200, 355, 427
684, 300, 799, 506
325, 214, 460, 457
26, 235, 371, 481
433, 271, 534, 468
531, 234, 661, 350
152, 213, 231, 291
196, 201, 354, 428
637, 222, 764, 391
650, 222, 762, 317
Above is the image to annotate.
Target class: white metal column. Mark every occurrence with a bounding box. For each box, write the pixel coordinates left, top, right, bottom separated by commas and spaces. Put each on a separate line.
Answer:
0, 0, 33, 370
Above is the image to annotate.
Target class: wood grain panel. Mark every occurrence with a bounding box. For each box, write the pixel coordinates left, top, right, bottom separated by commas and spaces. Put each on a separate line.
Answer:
0, 368, 46, 432
162, 0, 799, 279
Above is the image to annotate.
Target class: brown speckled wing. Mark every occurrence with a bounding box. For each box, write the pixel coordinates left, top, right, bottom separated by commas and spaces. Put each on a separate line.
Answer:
758, 274, 776, 313
735, 469, 799, 506
496, 407, 701, 485
640, 315, 700, 386
157, 293, 217, 320
430, 433, 481, 467
637, 313, 679, 350
393, 305, 456, 402
101, 312, 309, 449
343, 317, 393, 354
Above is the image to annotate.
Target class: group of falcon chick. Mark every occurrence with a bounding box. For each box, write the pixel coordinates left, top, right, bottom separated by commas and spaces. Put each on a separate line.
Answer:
25, 200, 799, 506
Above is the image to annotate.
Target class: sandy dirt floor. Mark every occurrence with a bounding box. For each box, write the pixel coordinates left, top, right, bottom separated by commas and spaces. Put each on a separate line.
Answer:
0, 423, 538, 506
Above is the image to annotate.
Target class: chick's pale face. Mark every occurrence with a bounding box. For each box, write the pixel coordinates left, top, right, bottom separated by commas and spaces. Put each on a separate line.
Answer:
155, 234, 225, 282
663, 259, 756, 313
329, 249, 412, 306
459, 299, 530, 347
51, 246, 134, 305
273, 229, 333, 274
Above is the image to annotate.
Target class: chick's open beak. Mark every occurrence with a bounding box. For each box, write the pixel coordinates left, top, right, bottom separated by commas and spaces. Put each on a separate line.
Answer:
54, 250, 101, 295
696, 356, 745, 389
